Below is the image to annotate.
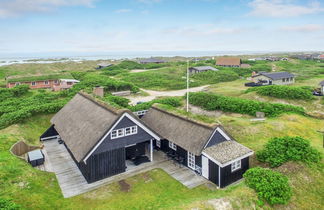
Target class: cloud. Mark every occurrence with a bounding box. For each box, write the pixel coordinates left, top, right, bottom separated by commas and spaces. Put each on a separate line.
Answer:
248, 0, 324, 17
162, 25, 249, 36
115, 9, 132, 13
0, 0, 97, 18
280, 24, 324, 32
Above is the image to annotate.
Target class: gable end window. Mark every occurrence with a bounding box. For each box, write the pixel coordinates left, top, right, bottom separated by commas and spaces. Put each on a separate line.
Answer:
169, 141, 177, 150
111, 126, 138, 139
111, 128, 124, 139
231, 160, 241, 172
125, 126, 137, 136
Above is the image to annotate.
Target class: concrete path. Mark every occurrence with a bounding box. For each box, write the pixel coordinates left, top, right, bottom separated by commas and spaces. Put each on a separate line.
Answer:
42, 140, 208, 198
126, 85, 209, 105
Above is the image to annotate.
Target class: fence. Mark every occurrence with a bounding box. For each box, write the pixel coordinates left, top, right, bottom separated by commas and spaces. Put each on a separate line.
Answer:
10, 140, 40, 159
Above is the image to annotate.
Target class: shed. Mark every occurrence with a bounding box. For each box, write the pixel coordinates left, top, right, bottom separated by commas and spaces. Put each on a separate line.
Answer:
28, 149, 45, 167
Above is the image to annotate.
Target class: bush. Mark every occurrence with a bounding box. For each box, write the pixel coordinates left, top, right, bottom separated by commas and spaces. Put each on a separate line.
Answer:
191, 70, 239, 84
257, 136, 322, 167
246, 85, 313, 100
0, 197, 21, 210
188, 92, 305, 117
244, 167, 292, 205
129, 97, 182, 111
0, 85, 29, 102
104, 95, 130, 108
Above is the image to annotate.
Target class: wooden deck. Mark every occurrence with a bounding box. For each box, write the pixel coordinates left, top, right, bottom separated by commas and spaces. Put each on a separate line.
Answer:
42, 140, 208, 198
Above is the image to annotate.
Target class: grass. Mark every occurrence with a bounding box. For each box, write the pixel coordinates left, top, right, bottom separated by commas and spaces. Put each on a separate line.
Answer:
0, 110, 323, 209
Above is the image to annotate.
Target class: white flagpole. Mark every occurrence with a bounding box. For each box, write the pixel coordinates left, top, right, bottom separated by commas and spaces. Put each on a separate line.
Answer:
186, 60, 189, 112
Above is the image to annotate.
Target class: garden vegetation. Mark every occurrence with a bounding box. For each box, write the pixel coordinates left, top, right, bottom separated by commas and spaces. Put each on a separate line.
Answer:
188, 92, 305, 117
244, 167, 292, 205
256, 136, 322, 167
246, 85, 313, 100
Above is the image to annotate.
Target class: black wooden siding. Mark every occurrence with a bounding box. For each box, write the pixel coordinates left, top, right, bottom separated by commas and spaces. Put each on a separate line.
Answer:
219, 157, 249, 188
208, 159, 219, 186
40, 125, 58, 140
79, 148, 126, 183
93, 116, 154, 154
205, 130, 227, 148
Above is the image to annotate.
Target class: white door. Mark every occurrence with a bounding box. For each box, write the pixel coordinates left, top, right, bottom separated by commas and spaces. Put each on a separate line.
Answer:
187, 152, 195, 170
202, 155, 209, 179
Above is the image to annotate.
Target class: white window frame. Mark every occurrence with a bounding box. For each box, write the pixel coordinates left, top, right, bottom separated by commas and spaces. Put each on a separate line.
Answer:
111, 128, 124, 139
231, 160, 241, 172
131, 126, 137, 134
156, 139, 161, 148
169, 141, 177, 150
31, 81, 36, 86
125, 126, 137, 136
188, 151, 195, 170
44, 81, 49, 85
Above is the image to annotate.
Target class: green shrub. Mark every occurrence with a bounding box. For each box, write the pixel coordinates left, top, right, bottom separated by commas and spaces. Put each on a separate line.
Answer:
0, 85, 29, 102
191, 70, 239, 84
104, 95, 130, 108
244, 167, 292, 205
129, 97, 182, 111
188, 92, 305, 117
246, 85, 313, 100
256, 136, 322, 167
0, 197, 21, 210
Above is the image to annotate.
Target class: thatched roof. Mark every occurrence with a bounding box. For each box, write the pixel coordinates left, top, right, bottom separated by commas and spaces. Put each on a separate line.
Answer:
216, 57, 241, 66
51, 92, 122, 162
203, 141, 253, 166
142, 106, 217, 155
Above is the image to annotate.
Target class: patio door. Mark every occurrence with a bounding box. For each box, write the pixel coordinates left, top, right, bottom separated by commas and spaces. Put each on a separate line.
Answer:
201, 155, 209, 179
187, 151, 195, 170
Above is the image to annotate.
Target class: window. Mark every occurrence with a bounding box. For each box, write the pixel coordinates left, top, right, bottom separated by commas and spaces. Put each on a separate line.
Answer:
44, 81, 49, 85
54, 80, 59, 84
111, 128, 124, 139
169, 141, 177, 150
282, 78, 285, 82
231, 160, 241, 172
67, 82, 72, 85
15, 82, 20, 86
111, 126, 137, 139
156, 140, 161, 148
188, 152, 195, 169
31, 82, 36, 86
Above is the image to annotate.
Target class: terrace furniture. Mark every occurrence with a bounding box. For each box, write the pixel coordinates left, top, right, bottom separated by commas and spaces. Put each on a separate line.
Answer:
133, 156, 150, 166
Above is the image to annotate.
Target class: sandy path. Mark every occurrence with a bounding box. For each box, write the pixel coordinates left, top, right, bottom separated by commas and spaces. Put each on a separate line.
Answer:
126, 85, 209, 105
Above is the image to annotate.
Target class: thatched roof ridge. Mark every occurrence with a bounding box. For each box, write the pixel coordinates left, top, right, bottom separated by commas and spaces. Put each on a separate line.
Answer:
152, 105, 217, 129
51, 92, 121, 162
142, 106, 217, 155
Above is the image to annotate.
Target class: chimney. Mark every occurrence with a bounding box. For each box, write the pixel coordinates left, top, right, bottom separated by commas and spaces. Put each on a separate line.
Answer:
93, 86, 104, 97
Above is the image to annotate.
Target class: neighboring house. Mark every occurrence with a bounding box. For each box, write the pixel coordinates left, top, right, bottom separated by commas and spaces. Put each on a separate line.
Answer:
216, 57, 241, 67
138, 58, 166, 64
252, 72, 295, 85
318, 55, 324, 60
96, 63, 113, 69
320, 81, 324, 94
52, 79, 80, 91
142, 107, 253, 188
189, 66, 219, 74
6, 74, 78, 91
40, 93, 253, 188
41, 92, 160, 183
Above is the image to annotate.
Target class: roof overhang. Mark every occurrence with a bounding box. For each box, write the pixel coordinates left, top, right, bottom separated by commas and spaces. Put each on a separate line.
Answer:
202, 150, 254, 168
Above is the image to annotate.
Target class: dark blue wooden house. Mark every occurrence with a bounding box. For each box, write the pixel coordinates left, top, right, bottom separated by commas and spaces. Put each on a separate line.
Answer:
41, 92, 253, 187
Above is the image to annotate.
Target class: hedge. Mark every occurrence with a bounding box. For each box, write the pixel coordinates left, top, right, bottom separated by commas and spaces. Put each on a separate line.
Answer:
246, 85, 313, 100
0, 85, 29, 102
188, 92, 305, 117
244, 167, 292, 205
257, 136, 322, 167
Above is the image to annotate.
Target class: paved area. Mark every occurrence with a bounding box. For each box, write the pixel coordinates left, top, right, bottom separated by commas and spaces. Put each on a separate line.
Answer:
126, 85, 209, 105
42, 140, 208, 198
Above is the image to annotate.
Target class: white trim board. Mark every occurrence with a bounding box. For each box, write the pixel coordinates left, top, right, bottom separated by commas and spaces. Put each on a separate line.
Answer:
40, 135, 60, 141
83, 112, 160, 163
202, 151, 254, 168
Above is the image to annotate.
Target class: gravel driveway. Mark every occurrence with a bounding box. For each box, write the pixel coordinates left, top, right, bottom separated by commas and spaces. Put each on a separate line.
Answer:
126, 85, 209, 105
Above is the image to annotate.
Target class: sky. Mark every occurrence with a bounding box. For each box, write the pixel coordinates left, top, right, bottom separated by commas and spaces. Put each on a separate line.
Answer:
0, 0, 323, 55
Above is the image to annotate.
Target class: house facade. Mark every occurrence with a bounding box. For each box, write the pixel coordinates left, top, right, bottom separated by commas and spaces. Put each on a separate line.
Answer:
189, 66, 219, 74
252, 72, 295, 85
138, 58, 165, 64
40, 93, 253, 188
216, 57, 242, 67
52, 79, 80, 91
7, 79, 59, 89
320, 81, 324, 94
